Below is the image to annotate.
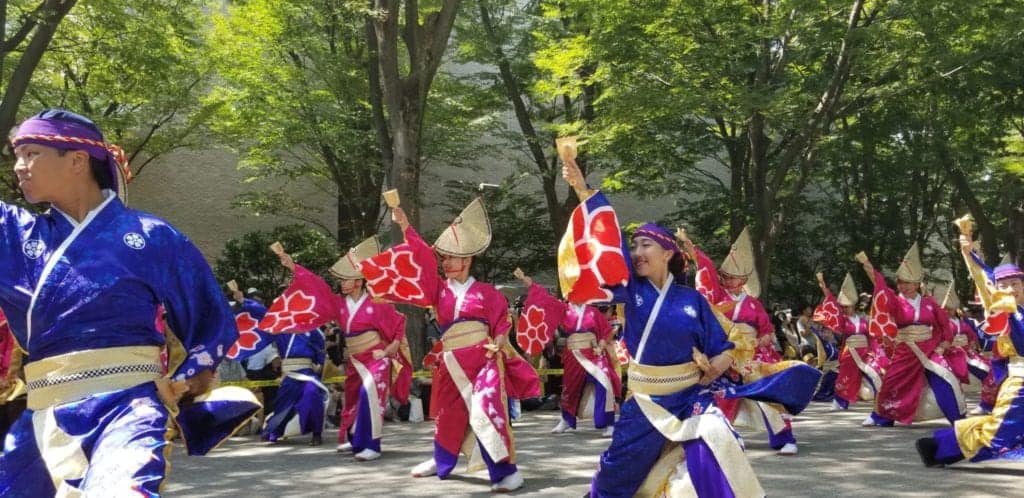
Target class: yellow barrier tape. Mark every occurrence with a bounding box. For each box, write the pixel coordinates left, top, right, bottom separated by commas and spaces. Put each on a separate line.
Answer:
220, 369, 567, 389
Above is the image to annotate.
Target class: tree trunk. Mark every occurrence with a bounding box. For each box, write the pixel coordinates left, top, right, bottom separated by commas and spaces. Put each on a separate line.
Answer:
947, 166, 999, 265
476, 0, 571, 236
746, 0, 867, 300
0, 0, 78, 135
370, 0, 461, 366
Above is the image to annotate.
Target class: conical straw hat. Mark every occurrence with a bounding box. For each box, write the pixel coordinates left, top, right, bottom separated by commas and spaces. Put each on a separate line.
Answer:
720, 227, 759, 297
434, 197, 491, 257
838, 273, 858, 307
744, 266, 762, 298
720, 227, 755, 278
330, 236, 380, 279
941, 282, 960, 310
896, 242, 923, 283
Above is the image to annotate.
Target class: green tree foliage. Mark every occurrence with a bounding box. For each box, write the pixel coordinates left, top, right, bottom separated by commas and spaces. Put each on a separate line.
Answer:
205, 0, 384, 244
436, 177, 556, 284
27, 0, 215, 175
532, 0, 1024, 305
213, 224, 341, 302
454, 0, 592, 235
0, 0, 78, 138
1, 0, 215, 204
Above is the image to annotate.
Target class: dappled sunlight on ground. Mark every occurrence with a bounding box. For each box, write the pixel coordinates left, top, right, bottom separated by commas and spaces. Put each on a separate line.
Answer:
166, 395, 1023, 497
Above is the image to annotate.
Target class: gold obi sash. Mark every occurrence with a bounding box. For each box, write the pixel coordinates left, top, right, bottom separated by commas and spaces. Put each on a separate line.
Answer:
951, 334, 969, 348
567, 332, 597, 351
845, 334, 869, 349
732, 323, 757, 341
896, 325, 932, 344
346, 330, 382, 355
725, 322, 758, 366
442, 321, 490, 351
281, 358, 314, 374
627, 360, 701, 396
25, 346, 163, 411
1008, 357, 1024, 378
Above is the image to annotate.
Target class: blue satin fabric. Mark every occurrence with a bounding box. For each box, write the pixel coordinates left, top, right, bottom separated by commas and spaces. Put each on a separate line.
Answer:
0, 196, 242, 493
263, 368, 327, 440
593, 389, 721, 498
935, 307, 1024, 463
594, 250, 738, 497
272, 330, 325, 366
263, 331, 326, 440
0, 383, 170, 497
0, 196, 236, 380
718, 362, 823, 416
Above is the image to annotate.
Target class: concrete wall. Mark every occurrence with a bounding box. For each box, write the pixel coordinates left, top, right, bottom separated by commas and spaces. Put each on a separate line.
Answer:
130, 142, 677, 264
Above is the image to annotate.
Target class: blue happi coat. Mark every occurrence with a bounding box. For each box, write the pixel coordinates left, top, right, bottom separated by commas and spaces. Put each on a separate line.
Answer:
0, 193, 254, 496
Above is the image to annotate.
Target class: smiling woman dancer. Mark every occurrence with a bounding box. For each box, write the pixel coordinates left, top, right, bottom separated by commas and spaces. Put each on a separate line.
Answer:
0, 109, 258, 496
359, 198, 539, 493
559, 156, 764, 498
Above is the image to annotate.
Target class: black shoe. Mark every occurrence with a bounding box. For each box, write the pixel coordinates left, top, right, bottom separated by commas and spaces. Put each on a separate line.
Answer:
309, 434, 323, 446
915, 437, 943, 468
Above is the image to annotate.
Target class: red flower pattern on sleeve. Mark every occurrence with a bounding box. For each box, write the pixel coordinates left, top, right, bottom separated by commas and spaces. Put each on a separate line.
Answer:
615, 338, 631, 364
869, 291, 898, 339
516, 305, 554, 356
814, 296, 842, 331
422, 340, 444, 368
259, 290, 320, 333
566, 194, 630, 304
227, 312, 261, 359
359, 249, 430, 306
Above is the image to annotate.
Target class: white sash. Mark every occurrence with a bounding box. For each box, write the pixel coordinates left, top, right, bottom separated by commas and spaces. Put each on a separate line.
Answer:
350, 357, 385, 439
570, 349, 616, 413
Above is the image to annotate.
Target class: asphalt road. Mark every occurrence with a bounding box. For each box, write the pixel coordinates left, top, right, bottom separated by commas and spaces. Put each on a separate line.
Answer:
165, 398, 1024, 497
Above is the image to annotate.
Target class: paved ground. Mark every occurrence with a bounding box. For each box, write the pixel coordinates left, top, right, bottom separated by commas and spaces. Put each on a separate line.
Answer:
166, 398, 1024, 497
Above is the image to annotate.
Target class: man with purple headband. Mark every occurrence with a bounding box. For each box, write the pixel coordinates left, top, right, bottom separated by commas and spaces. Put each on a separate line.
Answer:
916, 224, 1024, 467
0, 109, 258, 496
561, 157, 765, 497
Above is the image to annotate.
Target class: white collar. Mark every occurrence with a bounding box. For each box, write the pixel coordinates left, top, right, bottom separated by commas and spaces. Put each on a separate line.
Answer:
448, 276, 476, 320
903, 293, 922, 321
570, 303, 586, 330
344, 293, 368, 333
345, 293, 368, 315
730, 291, 747, 321
52, 189, 116, 227
448, 276, 476, 293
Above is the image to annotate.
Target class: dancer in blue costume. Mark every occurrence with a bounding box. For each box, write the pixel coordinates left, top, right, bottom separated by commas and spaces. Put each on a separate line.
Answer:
228, 289, 327, 446
560, 155, 764, 498
259, 328, 326, 445
917, 223, 1024, 466
0, 110, 258, 496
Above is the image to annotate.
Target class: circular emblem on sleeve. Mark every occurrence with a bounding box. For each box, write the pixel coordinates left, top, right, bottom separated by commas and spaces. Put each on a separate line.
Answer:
123, 232, 146, 250
22, 239, 45, 259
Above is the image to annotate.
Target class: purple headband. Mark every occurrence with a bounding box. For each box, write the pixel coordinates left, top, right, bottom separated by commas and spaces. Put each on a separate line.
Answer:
994, 263, 1024, 282
11, 109, 128, 194
632, 223, 681, 255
